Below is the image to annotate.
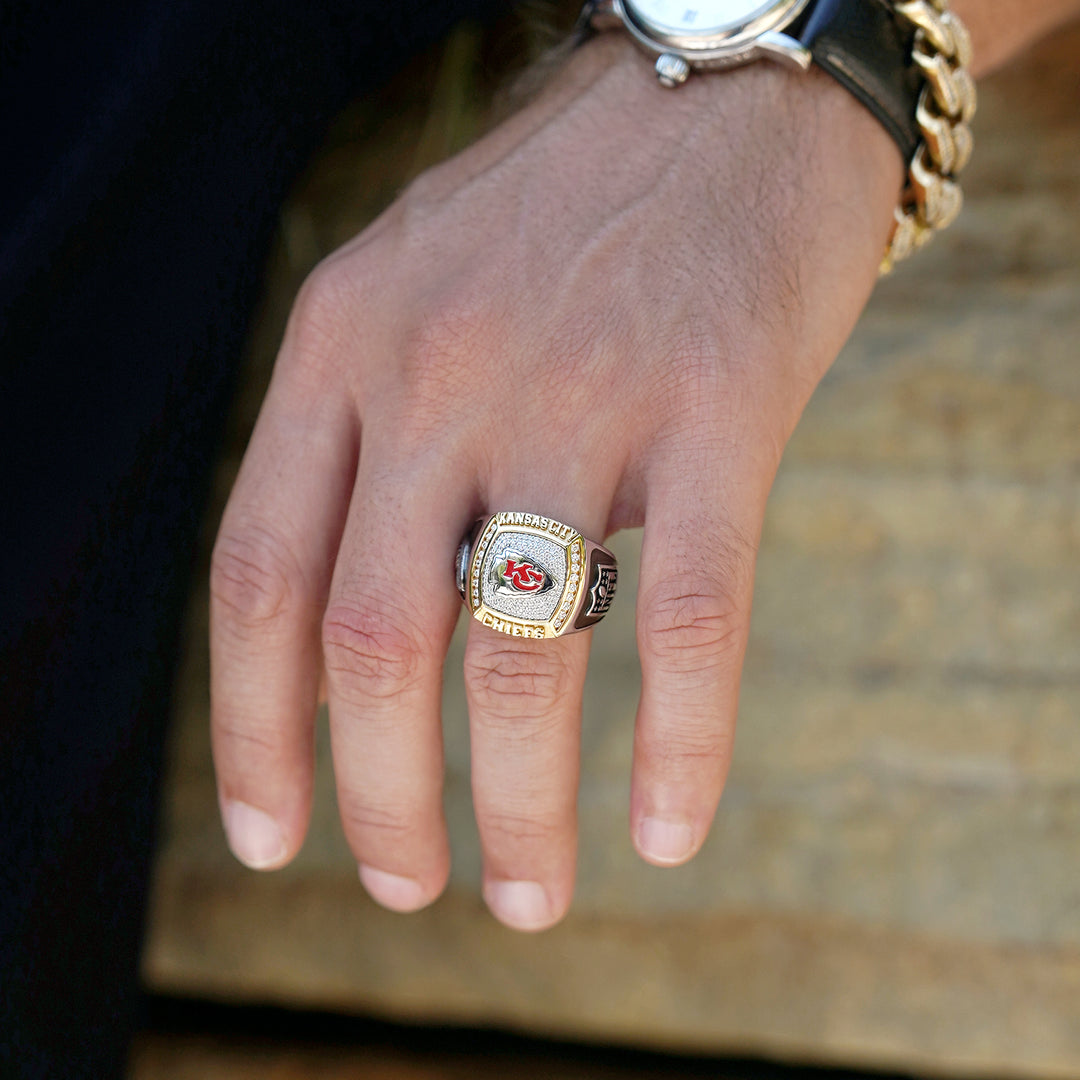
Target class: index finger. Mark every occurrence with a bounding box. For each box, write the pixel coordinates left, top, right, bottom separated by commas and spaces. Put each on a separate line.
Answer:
210, 333, 357, 870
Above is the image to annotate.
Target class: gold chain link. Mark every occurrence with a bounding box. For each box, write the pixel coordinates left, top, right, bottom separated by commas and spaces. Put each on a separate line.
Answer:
880, 0, 976, 273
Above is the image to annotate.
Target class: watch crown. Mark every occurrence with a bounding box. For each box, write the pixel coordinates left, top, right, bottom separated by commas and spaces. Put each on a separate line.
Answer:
655, 53, 690, 87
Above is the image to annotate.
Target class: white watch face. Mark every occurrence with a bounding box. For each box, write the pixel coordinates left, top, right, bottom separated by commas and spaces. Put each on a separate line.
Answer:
624, 0, 784, 37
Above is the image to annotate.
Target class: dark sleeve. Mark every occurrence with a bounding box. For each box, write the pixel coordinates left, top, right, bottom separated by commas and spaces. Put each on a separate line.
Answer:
0, 2, 512, 1078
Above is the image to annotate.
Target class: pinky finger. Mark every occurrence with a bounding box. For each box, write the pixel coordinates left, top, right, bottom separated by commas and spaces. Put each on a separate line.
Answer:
630, 460, 768, 866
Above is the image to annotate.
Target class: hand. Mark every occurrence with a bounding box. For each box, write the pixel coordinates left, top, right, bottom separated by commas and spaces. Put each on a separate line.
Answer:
209, 35, 901, 931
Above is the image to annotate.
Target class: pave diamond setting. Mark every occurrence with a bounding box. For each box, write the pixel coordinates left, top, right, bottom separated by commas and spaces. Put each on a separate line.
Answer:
459, 512, 616, 639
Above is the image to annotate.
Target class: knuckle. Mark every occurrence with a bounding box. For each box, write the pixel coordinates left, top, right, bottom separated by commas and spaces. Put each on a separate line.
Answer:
640, 588, 744, 662
213, 715, 280, 758
378, 291, 498, 447
210, 525, 304, 633
399, 168, 444, 221
639, 722, 732, 774
542, 307, 612, 386
403, 293, 491, 389
212, 714, 295, 784
321, 600, 425, 700
477, 807, 567, 848
640, 529, 755, 675
648, 321, 796, 467
464, 645, 571, 719
337, 797, 420, 843
286, 255, 359, 367
648, 316, 726, 398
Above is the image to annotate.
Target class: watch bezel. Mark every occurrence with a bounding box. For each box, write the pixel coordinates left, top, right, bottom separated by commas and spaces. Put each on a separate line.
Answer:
616, 0, 811, 58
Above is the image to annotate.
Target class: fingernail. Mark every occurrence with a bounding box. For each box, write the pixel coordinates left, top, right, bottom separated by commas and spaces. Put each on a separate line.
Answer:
221, 799, 287, 869
484, 879, 556, 931
637, 816, 695, 864
359, 864, 429, 913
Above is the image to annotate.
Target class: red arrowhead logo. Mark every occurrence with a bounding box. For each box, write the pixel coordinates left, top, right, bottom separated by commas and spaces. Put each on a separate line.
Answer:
494, 552, 555, 595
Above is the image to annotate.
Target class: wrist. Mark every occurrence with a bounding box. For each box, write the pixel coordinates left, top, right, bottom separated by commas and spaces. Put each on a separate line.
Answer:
571, 33, 903, 254
571, 0, 980, 272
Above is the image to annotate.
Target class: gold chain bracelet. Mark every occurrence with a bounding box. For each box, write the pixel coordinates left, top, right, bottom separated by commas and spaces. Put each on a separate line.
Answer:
880, 0, 977, 273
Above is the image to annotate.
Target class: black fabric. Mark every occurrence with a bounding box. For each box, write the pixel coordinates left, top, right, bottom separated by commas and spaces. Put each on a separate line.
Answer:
0, 2, 505, 1076
797, 0, 922, 161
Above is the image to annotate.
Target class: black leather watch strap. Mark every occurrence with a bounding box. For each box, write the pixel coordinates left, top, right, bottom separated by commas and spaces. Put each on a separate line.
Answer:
795, 0, 922, 162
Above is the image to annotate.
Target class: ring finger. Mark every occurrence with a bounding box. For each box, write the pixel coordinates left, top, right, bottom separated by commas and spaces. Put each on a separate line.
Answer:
463, 485, 613, 933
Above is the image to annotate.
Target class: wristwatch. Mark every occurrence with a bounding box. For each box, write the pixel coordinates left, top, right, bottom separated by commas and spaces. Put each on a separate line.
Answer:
577, 0, 976, 271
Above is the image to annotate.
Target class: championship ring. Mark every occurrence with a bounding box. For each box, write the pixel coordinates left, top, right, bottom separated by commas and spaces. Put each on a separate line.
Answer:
456, 512, 618, 638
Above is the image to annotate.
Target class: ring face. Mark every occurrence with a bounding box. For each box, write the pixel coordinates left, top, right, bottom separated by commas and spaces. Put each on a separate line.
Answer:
458, 512, 617, 638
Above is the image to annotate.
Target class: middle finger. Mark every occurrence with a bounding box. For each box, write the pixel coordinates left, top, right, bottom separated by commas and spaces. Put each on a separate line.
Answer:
323, 446, 470, 913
